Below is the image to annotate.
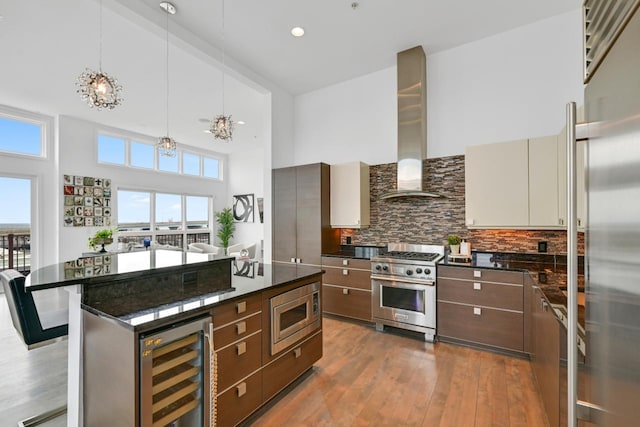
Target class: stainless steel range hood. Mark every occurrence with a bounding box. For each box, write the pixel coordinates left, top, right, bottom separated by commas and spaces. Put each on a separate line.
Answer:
380, 46, 442, 199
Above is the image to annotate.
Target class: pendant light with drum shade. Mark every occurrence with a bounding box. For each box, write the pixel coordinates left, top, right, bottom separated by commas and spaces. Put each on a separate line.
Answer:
76, 0, 123, 110
210, 0, 234, 142
158, 2, 177, 157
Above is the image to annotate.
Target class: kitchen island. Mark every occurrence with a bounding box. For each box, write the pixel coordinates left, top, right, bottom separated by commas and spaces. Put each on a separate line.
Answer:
26, 249, 324, 426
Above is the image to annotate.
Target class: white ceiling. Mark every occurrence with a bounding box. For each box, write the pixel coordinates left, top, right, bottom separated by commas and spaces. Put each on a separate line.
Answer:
0, 0, 579, 154
123, 0, 579, 95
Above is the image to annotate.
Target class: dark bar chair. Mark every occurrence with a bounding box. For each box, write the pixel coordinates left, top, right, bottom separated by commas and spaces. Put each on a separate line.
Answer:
1, 269, 68, 426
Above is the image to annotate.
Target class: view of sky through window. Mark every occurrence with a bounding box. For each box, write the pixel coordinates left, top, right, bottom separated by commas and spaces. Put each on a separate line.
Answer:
0, 117, 42, 156
0, 176, 31, 228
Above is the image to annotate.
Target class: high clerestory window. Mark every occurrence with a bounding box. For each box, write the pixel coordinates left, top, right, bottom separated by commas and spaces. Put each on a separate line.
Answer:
0, 108, 49, 158
97, 133, 222, 180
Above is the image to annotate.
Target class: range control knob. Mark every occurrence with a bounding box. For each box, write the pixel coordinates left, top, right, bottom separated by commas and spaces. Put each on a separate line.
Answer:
416, 267, 423, 274
382, 265, 389, 272
406, 269, 413, 276
425, 268, 431, 275
375, 264, 382, 271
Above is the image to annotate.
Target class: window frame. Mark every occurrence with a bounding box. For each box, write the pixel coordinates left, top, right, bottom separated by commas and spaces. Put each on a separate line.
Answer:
96, 128, 224, 181
116, 189, 213, 250
0, 104, 52, 159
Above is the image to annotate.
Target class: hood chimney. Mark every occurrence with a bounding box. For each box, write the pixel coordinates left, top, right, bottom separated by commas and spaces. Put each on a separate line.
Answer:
380, 46, 442, 199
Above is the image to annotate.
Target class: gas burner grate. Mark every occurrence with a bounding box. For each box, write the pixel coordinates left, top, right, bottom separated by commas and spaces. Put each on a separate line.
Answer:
384, 251, 441, 262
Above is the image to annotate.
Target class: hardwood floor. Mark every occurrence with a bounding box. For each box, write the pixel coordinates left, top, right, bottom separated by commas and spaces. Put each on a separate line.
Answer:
248, 316, 548, 427
0, 293, 547, 427
0, 293, 67, 426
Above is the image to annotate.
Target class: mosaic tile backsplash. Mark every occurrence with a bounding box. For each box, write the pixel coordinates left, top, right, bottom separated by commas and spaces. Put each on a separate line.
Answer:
342, 155, 584, 255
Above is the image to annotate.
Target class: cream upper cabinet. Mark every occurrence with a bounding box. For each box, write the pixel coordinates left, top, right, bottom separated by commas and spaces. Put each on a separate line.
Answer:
465, 139, 529, 227
330, 161, 370, 228
529, 135, 561, 227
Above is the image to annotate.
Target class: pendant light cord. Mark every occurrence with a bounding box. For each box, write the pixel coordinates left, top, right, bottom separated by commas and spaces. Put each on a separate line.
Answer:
165, 7, 170, 137
221, 0, 225, 115
98, 0, 103, 71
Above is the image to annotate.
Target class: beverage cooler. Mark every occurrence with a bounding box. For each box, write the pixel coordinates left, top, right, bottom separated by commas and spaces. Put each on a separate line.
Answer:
139, 316, 212, 427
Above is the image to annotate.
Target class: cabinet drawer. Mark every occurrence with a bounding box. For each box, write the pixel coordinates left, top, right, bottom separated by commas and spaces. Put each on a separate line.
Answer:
262, 331, 322, 403
438, 265, 523, 285
322, 257, 370, 270
216, 331, 262, 391
214, 311, 261, 349
437, 278, 523, 311
217, 370, 262, 427
322, 285, 372, 321
437, 301, 523, 352
212, 293, 261, 328
322, 267, 371, 290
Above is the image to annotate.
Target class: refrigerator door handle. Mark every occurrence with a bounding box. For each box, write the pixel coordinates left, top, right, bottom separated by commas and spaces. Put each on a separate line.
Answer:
566, 101, 579, 427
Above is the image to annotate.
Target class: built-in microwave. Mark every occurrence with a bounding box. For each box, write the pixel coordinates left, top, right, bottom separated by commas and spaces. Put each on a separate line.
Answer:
270, 281, 321, 355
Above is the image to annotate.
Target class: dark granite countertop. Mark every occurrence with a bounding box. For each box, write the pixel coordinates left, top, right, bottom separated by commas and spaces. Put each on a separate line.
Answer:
322, 245, 387, 260
26, 250, 324, 331
26, 249, 229, 291
84, 262, 323, 331
440, 251, 586, 329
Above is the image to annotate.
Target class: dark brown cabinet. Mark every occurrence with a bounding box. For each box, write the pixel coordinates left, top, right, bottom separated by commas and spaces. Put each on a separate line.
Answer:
321, 257, 372, 322
213, 273, 324, 426
531, 286, 560, 427
437, 265, 525, 353
272, 163, 339, 267
213, 294, 263, 427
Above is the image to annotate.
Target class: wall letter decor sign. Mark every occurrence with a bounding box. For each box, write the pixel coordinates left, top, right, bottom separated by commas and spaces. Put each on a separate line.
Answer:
63, 175, 112, 227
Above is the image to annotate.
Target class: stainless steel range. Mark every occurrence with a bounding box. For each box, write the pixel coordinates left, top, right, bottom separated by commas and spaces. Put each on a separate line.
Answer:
371, 243, 444, 342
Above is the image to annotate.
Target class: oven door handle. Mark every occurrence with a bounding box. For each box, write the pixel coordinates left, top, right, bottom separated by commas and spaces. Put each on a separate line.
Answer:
371, 274, 435, 286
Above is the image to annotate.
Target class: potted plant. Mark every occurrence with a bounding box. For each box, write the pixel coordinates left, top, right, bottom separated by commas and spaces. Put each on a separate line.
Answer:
215, 207, 235, 254
447, 234, 462, 255
88, 228, 115, 253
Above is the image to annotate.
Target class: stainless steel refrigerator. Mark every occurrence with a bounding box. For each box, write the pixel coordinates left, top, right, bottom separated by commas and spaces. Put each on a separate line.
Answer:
567, 1, 640, 426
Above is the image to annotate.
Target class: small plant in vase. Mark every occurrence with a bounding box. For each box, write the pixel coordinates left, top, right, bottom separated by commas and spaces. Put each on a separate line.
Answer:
88, 228, 115, 253
447, 234, 462, 255
215, 207, 235, 255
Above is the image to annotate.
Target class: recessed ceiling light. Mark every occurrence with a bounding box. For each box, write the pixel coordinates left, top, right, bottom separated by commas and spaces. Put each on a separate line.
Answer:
237, 121, 246, 125
291, 27, 305, 37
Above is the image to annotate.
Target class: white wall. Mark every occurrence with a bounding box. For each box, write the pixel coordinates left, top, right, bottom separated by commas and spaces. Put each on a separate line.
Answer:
292, 9, 585, 166
227, 148, 265, 258
58, 115, 228, 261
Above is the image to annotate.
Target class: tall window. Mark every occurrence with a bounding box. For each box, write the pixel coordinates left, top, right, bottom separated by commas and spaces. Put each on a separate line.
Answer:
0, 176, 31, 273
117, 190, 211, 250
0, 115, 44, 157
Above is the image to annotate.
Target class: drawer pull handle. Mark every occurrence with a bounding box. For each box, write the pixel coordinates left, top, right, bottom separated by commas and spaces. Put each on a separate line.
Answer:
342, 288, 349, 295
236, 321, 246, 335
342, 259, 349, 266
236, 341, 247, 355
237, 382, 247, 397
473, 307, 482, 316
236, 301, 246, 314
473, 282, 482, 291
342, 269, 349, 276
294, 347, 302, 358
473, 270, 482, 278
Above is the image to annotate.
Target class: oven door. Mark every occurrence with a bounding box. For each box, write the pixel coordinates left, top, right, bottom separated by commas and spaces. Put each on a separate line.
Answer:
270, 282, 321, 355
371, 277, 435, 328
